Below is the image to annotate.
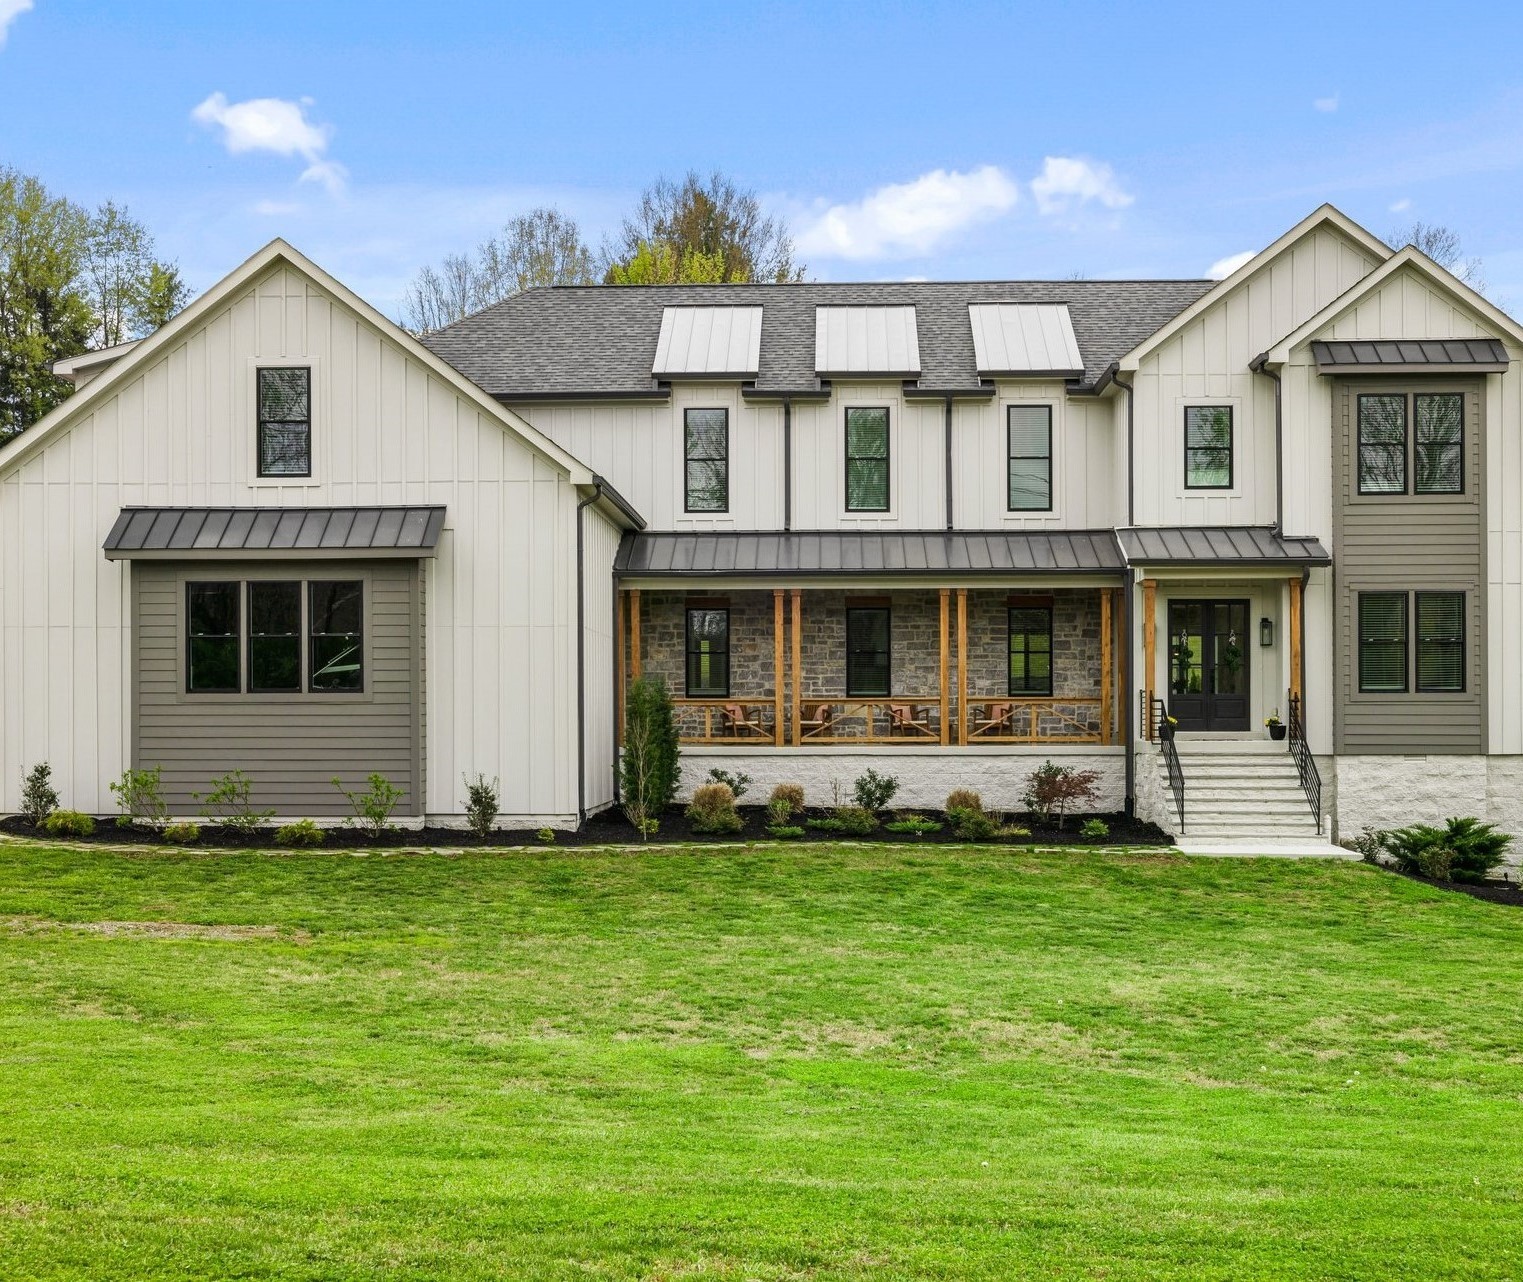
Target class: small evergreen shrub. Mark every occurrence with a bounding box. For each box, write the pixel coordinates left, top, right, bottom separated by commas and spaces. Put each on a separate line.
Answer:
1385, 817, 1510, 882
536, 827, 557, 844
622, 677, 681, 840
162, 821, 200, 844
19, 762, 59, 826
332, 773, 404, 836
852, 768, 899, 813
1021, 761, 1101, 829
767, 825, 806, 839
275, 818, 324, 847
706, 768, 752, 800
110, 766, 169, 829
462, 773, 500, 839
831, 805, 878, 836
885, 815, 943, 836
686, 782, 744, 834
1080, 818, 1110, 840
42, 809, 95, 838
806, 816, 846, 834
194, 770, 274, 836
769, 782, 805, 818
945, 788, 983, 817
950, 807, 1001, 841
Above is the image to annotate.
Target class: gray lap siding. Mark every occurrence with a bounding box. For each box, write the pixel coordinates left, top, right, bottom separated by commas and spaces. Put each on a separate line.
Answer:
132, 558, 423, 817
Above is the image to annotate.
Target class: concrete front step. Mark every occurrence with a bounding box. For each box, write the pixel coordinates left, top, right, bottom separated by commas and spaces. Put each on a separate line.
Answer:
1174, 837, 1352, 858
1185, 818, 1322, 837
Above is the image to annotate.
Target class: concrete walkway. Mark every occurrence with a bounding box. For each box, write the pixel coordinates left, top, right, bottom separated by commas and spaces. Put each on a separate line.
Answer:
1173, 837, 1355, 858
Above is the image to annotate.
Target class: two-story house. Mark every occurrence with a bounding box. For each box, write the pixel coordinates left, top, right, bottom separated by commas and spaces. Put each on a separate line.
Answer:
4, 204, 1521, 849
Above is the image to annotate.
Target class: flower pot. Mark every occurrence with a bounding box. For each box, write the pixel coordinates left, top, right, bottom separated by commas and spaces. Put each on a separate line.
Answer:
1268, 723, 1287, 741
1158, 722, 1175, 741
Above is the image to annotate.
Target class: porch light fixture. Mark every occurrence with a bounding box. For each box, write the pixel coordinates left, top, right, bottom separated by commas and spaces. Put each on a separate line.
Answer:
1259, 616, 1274, 648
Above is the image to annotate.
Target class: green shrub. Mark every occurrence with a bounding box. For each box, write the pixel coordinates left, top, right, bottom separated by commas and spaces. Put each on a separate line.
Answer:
1340, 826, 1387, 864
536, 827, 557, 844
949, 807, 1000, 841
162, 821, 200, 845
999, 823, 1032, 838
1080, 818, 1110, 840
852, 768, 899, 813
686, 782, 744, 834
110, 765, 168, 829
885, 815, 943, 835
1385, 817, 1510, 882
806, 816, 845, 834
1021, 761, 1101, 829
19, 762, 59, 826
42, 809, 94, 838
706, 768, 751, 800
768, 782, 805, 819
945, 788, 982, 817
767, 825, 806, 839
194, 770, 274, 836
275, 818, 324, 847
332, 773, 404, 836
462, 773, 500, 838
830, 805, 878, 836
621, 677, 681, 840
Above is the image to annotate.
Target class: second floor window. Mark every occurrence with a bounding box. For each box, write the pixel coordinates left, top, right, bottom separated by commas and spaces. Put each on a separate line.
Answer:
845, 407, 890, 511
684, 408, 728, 512
257, 367, 312, 478
1007, 406, 1052, 511
685, 607, 730, 697
1184, 406, 1232, 488
1358, 392, 1463, 495
1008, 606, 1054, 696
845, 606, 891, 696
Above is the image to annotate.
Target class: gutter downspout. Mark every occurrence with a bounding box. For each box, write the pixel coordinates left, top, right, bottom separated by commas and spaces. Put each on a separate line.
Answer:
575, 481, 604, 827
1250, 355, 1284, 532
782, 396, 792, 531
1122, 566, 1135, 817
1111, 367, 1136, 527
944, 394, 955, 530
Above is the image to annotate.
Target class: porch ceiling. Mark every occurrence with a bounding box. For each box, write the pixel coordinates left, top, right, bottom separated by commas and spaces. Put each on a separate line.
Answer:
614, 530, 1127, 579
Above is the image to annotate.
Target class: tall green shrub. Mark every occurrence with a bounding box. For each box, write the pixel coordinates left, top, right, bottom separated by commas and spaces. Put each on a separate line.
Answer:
621, 677, 681, 838
1385, 817, 1510, 882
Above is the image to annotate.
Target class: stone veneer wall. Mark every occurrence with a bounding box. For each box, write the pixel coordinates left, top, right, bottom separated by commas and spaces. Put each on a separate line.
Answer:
637, 592, 780, 699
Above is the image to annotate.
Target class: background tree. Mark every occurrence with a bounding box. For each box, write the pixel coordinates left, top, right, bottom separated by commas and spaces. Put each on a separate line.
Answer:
605, 241, 736, 286
402, 207, 597, 332
602, 170, 803, 284
1386, 221, 1484, 291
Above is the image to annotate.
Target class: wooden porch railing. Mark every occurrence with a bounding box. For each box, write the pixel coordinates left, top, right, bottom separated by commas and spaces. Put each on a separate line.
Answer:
671, 698, 782, 746
963, 697, 1104, 744
796, 697, 946, 745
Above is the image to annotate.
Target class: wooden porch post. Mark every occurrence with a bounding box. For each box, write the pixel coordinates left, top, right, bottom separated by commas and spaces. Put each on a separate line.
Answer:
790, 588, 802, 745
938, 588, 951, 746
1141, 578, 1157, 739
773, 589, 785, 747
629, 588, 642, 682
956, 588, 968, 746
615, 589, 627, 741
1100, 587, 1113, 745
1288, 575, 1304, 705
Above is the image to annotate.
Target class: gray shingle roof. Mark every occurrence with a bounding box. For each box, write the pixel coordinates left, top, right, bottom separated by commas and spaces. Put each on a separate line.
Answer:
1118, 527, 1330, 566
615, 530, 1126, 578
103, 506, 446, 558
423, 279, 1215, 397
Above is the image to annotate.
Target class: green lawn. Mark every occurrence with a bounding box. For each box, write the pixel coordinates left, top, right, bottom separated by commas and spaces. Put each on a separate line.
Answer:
0, 841, 1520, 1280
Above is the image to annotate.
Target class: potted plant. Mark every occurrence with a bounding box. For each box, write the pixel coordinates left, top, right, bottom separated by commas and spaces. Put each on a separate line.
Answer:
1265, 711, 1287, 741
1158, 714, 1178, 741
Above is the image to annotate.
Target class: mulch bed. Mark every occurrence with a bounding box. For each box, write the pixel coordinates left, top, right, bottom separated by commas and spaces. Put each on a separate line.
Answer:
1, 807, 1171, 851
1389, 866, 1523, 908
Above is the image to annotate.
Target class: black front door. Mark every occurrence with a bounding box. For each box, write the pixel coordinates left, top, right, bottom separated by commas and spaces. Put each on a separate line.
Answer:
1167, 600, 1250, 732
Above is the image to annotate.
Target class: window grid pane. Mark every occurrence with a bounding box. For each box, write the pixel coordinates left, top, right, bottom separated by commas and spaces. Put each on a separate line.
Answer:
308, 581, 363, 692
1008, 607, 1053, 696
684, 409, 729, 512
248, 581, 302, 692
1007, 406, 1052, 511
1416, 591, 1465, 692
1414, 393, 1463, 494
845, 607, 891, 696
187, 582, 241, 693
1358, 592, 1408, 693
685, 608, 730, 697
845, 408, 890, 511
257, 367, 312, 478
1358, 394, 1407, 494
1184, 406, 1232, 488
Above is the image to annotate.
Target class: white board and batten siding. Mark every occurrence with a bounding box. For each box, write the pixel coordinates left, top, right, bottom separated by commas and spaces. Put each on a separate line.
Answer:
0, 261, 602, 822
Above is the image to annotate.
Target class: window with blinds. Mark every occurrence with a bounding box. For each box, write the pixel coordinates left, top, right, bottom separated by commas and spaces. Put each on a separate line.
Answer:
845, 408, 890, 511
685, 608, 730, 697
1416, 592, 1465, 692
1008, 606, 1053, 695
1358, 592, 1408, 693
1007, 405, 1052, 511
845, 607, 891, 696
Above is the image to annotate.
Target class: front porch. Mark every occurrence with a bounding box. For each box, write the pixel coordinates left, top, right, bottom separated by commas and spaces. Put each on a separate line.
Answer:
617, 585, 1123, 748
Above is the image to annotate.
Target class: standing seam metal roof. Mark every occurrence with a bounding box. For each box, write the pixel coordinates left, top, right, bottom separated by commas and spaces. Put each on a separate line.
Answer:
423, 279, 1215, 396
1309, 338, 1508, 368
1118, 526, 1330, 565
103, 506, 447, 556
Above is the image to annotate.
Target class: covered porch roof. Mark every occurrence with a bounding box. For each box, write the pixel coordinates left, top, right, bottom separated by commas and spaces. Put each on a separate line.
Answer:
1118, 526, 1330, 568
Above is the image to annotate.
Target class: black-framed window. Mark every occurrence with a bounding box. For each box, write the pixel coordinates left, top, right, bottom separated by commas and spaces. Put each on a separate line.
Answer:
186, 582, 241, 692
684, 408, 728, 512
685, 607, 730, 697
309, 581, 364, 692
1184, 405, 1233, 489
845, 607, 891, 696
1415, 393, 1463, 494
248, 581, 302, 692
1416, 591, 1465, 692
845, 407, 890, 511
1358, 592, 1408, 693
1357, 394, 1408, 494
257, 367, 312, 478
1008, 606, 1053, 696
1008, 406, 1052, 511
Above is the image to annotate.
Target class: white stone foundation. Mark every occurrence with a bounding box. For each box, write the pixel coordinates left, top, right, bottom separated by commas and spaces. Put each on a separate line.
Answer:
676, 746, 1127, 813
1334, 755, 1523, 867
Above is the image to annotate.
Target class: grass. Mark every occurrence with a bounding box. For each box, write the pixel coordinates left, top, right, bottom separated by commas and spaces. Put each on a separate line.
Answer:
0, 840, 1520, 1280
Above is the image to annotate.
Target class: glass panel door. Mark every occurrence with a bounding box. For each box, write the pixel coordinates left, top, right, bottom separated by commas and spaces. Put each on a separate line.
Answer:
1167, 599, 1251, 731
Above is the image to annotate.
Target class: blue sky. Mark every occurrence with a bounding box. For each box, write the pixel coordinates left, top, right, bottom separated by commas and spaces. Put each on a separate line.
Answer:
5, 0, 1523, 316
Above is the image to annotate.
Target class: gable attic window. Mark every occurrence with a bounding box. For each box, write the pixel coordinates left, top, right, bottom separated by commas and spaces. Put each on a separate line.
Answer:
1008, 406, 1053, 511
684, 409, 729, 512
845, 407, 890, 512
257, 367, 312, 478
1184, 406, 1233, 489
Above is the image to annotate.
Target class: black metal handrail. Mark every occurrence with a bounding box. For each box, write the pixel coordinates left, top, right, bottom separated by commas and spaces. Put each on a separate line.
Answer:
1287, 691, 1322, 834
1151, 695, 1185, 833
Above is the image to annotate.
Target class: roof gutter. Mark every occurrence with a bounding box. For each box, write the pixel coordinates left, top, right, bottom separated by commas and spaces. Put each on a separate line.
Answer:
1249, 353, 1283, 532
1107, 364, 1137, 527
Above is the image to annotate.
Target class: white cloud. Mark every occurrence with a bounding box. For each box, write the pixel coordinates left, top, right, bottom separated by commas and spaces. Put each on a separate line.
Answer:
1207, 250, 1255, 280
0, 0, 33, 47
1389, 197, 1412, 213
191, 92, 347, 194
1030, 156, 1133, 216
1314, 94, 1340, 113
794, 166, 1020, 260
